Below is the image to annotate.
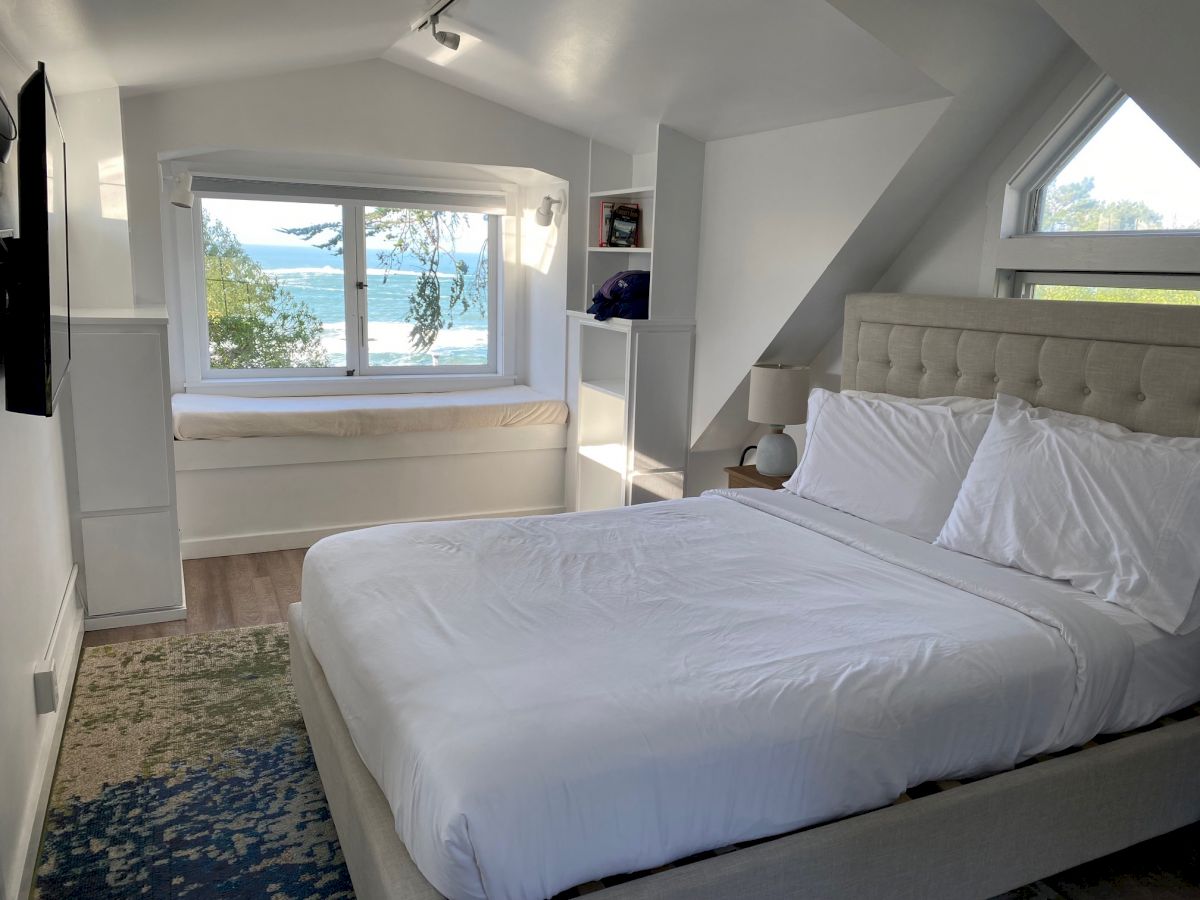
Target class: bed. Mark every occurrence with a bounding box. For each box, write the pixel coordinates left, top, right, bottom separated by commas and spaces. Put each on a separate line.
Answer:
290, 292, 1200, 900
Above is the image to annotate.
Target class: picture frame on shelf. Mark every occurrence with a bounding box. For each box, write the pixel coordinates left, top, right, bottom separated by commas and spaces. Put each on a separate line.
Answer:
607, 203, 641, 248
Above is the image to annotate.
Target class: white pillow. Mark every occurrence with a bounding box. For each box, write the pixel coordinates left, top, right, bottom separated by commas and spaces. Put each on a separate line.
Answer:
842, 390, 998, 416
936, 394, 1200, 635
784, 388, 992, 541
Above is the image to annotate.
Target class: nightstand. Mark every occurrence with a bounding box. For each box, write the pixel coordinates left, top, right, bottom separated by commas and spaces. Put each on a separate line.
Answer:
724, 465, 789, 491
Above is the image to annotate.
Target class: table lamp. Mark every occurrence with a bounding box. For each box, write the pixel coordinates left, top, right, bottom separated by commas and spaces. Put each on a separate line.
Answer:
748, 364, 809, 476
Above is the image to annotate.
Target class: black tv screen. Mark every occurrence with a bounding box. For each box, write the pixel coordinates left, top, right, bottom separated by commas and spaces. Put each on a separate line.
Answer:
4, 62, 69, 417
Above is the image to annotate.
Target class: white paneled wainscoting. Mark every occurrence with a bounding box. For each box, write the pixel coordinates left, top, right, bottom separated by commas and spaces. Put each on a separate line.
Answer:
173, 424, 568, 558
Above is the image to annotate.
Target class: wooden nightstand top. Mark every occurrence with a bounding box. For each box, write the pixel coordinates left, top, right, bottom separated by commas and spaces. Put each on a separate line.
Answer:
724, 465, 789, 491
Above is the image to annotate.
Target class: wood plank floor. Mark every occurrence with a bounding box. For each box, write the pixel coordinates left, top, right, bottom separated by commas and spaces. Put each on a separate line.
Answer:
79, 550, 1200, 897
82, 549, 307, 648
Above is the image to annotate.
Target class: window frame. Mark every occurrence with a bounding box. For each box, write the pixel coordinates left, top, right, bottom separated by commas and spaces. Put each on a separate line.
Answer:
167, 171, 517, 395
982, 69, 1200, 299
193, 192, 361, 381
1013, 270, 1200, 298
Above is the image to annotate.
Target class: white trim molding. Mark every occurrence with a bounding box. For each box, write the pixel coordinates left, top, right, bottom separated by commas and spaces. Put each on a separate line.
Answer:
15, 566, 85, 900
160, 161, 522, 393
981, 65, 1200, 296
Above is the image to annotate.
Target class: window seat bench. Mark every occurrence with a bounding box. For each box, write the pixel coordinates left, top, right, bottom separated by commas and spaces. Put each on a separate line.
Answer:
171, 385, 569, 441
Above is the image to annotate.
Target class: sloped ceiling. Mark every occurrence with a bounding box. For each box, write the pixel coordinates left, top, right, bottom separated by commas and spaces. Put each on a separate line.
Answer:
0, 0, 423, 92
1, 0, 948, 156
690, 0, 1071, 452
1033, 0, 1200, 168
384, 0, 949, 153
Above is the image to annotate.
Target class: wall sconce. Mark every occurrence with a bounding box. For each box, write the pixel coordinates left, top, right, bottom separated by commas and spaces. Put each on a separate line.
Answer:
169, 172, 194, 209
535, 195, 561, 226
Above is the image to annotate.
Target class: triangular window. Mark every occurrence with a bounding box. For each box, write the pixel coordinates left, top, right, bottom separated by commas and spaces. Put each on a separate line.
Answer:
1033, 96, 1200, 232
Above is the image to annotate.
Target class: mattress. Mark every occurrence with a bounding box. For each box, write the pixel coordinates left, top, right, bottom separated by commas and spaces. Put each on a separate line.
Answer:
299, 487, 1171, 900
171, 385, 568, 440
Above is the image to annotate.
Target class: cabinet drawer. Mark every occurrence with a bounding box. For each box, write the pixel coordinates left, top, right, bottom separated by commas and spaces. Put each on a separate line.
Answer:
72, 330, 171, 512
82, 511, 182, 617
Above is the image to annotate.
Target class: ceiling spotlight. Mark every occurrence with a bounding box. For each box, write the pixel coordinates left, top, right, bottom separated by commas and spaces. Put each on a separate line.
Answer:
430, 14, 460, 51
169, 172, 194, 209
535, 196, 561, 227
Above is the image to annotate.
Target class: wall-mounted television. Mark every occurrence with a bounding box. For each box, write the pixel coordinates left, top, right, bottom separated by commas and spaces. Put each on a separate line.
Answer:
3, 62, 70, 417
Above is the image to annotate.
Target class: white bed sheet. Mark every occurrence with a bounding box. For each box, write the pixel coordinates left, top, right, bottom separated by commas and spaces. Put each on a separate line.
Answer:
301, 489, 1140, 900
1082, 596, 1200, 733
172, 385, 568, 440
752, 488, 1200, 734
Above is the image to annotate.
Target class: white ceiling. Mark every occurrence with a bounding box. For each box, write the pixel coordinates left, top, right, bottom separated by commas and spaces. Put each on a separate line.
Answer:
385, 0, 950, 152
3, 0, 949, 152
0, 0, 424, 93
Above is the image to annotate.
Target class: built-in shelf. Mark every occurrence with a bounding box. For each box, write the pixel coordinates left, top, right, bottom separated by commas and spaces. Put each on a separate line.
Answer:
579, 443, 627, 473
589, 186, 656, 200
587, 246, 652, 254
580, 378, 626, 400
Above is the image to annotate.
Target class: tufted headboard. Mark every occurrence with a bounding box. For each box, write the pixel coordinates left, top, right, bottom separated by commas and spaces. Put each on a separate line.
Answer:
842, 293, 1200, 437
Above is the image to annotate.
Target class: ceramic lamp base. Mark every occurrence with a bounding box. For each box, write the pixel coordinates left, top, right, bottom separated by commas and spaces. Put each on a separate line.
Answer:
755, 428, 796, 477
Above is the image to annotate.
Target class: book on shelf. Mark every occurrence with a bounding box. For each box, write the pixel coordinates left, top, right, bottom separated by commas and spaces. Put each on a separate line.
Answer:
607, 203, 641, 248
598, 201, 614, 247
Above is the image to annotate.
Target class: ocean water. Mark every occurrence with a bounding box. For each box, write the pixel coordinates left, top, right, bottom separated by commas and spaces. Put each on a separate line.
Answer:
245, 243, 489, 367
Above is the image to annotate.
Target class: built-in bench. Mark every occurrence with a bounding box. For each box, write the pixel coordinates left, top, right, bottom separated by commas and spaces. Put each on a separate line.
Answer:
170, 386, 570, 558
172, 385, 568, 440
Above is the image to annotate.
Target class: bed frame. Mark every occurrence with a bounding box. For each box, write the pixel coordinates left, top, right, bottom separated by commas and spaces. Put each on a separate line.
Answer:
291, 292, 1200, 899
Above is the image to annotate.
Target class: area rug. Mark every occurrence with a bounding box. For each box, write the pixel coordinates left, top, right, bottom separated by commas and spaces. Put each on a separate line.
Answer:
34, 624, 354, 899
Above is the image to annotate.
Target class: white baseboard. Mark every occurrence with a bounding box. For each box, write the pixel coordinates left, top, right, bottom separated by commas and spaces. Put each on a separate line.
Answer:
16, 566, 85, 900
84, 604, 188, 632
181, 506, 567, 559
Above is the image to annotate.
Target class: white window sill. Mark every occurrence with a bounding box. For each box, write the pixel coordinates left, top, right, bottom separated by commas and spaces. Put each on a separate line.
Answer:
184, 373, 518, 398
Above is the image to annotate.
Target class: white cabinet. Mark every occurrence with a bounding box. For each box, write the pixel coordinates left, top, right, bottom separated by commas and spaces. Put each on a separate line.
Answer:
70, 310, 185, 628
569, 315, 694, 509
566, 124, 704, 510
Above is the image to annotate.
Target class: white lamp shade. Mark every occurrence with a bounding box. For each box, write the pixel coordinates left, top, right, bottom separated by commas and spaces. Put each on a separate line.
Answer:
748, 364, 809, 425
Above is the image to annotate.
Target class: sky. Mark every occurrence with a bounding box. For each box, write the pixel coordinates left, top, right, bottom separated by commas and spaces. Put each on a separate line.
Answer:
202, 197, 490, 253
1051, 98, 1200, 229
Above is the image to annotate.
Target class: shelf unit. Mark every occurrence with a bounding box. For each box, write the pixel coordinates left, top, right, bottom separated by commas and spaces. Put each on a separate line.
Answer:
566, 125, 705, 511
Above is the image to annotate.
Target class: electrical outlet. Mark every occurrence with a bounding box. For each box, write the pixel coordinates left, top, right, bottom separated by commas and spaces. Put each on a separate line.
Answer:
33, 663, 57, 715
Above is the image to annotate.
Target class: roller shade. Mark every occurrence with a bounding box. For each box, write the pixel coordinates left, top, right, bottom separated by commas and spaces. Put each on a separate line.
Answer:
190, 175, 512, 215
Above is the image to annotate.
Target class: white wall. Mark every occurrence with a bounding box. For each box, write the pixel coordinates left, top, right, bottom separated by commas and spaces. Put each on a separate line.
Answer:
690, 98, 948, 447
0, 46, 81, 900
1035, 0, 1200, 169
57, 88, 135, 311
877, 48, 1092, 298
120, 58, 591, 397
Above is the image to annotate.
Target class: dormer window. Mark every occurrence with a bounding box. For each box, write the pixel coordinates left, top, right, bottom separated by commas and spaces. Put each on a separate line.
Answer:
987, 76, 1200, 306
1028, 96, 1200, 234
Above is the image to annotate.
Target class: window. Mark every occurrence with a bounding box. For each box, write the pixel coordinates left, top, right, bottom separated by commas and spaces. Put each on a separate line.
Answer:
1031, 97, 1200, 233
180, 177, 506, 382
988, 77, 1200, 306
1014, 273, 1200, 307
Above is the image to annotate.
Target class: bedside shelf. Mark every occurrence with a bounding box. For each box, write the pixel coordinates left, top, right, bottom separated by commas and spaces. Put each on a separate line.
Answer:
580, 378, 626, 400
589, 186, 655, 200
588, 246, 652, 253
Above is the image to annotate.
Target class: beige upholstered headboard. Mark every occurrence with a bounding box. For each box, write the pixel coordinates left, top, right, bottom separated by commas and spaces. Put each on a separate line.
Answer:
842, 293, 1200, 437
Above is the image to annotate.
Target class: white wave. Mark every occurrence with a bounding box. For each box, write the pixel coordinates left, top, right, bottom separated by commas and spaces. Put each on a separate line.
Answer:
266, 265, 471, 280
319, 320, 488, 362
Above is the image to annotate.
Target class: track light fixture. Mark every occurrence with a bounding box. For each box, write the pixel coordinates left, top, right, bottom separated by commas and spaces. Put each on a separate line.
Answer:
412, 1, 463, 52
430, 14, 461, 51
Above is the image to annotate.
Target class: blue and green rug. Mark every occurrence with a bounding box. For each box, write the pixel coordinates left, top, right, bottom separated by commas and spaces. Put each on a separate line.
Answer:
34, 624, 354, 899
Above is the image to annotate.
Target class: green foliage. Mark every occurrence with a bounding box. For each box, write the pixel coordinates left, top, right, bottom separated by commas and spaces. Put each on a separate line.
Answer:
1039, 176, 1164, 232
204, 213, 329, 369
1034, 283, 1200, 306
1034, 177, 1200, 305
284, 208, 488, 353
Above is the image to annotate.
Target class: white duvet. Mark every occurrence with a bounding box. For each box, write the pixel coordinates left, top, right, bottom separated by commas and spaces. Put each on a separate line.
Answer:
302, 489, 1136, 900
